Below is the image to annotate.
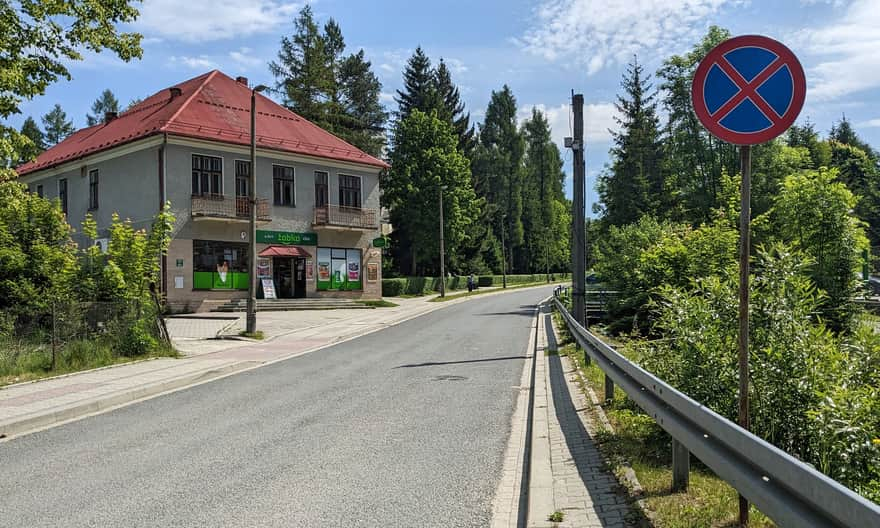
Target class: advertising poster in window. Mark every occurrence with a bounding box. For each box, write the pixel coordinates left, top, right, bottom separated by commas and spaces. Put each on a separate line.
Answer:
306, 258, 314, 280
367, 262, 378, 282
257, 258, 270, 278
346, 249, 362, 290
316, 248, 331, 290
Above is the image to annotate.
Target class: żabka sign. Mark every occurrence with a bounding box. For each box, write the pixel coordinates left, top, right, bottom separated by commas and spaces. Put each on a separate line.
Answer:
691, 35, 806, 146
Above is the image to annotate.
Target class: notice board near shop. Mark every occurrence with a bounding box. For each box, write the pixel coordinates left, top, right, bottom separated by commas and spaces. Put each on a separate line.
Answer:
261, 278, 277, 299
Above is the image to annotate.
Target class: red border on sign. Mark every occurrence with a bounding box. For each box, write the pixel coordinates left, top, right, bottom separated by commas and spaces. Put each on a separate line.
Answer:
691, 35, 806, 145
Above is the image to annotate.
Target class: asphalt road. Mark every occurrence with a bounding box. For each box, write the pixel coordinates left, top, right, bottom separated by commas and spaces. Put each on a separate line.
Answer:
1, 287, 553, 528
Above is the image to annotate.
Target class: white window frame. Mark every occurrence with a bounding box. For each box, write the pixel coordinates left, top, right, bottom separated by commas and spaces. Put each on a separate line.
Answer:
233, 158, 251, 198
338, 173, 363, 209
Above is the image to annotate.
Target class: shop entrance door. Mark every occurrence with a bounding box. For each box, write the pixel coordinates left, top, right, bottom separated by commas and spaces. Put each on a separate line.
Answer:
273, 257, 294, 299
294, 258, 306, 298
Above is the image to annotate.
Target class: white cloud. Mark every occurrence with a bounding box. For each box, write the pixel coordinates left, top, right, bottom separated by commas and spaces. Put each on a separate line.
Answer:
518, 102, 619, 150
170, 55, 218, 70
444, 58, 468, 75
859, 118, 880, 128
229, 47, 263, 69
792, 0, 880, 102
135, 1, 302, 42
517, 0, 735, 74
379, 92, 395, 104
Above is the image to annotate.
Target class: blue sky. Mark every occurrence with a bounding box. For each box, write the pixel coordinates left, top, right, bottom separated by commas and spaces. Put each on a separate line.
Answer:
10, 0, 880, 211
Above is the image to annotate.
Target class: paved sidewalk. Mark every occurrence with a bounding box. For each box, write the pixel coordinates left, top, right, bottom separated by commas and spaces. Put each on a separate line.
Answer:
528, 304, 634, 527
0, 285, 557, 440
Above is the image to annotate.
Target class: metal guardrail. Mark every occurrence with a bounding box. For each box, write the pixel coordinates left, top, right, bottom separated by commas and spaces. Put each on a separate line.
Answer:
552, 293, 880, 528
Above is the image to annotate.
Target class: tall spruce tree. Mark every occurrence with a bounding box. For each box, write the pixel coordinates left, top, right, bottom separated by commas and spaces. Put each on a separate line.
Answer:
394, 47, 435, 121
19, 116, 45, 164
270, 5, 386, 156
434, 59, 476, 156
86, 89, 120, 126
474, 85, 525, 273
521, 108, 568, 273
41, 104, 75, 146
598, 56, 664, 227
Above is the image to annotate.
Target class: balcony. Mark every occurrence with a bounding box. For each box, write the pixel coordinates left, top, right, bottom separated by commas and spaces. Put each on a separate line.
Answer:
313, 204, 378, 230
191, 195, 271, 222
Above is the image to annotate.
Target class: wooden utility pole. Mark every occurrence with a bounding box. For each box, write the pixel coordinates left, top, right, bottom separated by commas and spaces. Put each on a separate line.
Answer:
571, 93, 586, 328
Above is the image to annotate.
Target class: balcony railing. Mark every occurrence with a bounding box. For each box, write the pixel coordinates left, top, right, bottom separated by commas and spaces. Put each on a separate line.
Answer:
191, 194, 270, 222
314, 204, 378, 229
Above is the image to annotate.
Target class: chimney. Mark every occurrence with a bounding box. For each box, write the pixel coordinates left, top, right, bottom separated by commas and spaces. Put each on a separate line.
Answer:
169, 87, 183, 98
104, 111, 118, 123
236, 76, 248, 86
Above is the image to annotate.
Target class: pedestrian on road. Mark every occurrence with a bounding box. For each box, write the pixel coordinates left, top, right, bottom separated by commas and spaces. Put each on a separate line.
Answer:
467, 274, 475, 293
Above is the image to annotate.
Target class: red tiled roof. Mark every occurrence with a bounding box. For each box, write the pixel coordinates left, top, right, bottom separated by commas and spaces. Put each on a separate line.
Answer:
17, 70, 388, 176
259, 245, 310, 258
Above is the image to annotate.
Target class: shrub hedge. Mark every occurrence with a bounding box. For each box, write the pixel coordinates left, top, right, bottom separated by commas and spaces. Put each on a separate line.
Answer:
381, 273, 570, 297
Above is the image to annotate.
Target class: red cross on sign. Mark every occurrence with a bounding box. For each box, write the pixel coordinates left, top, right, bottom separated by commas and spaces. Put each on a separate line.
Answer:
692, 35, 806, 145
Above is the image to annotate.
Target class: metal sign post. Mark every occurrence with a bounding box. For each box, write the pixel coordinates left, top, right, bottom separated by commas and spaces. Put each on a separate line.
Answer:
692, 34, 805, 527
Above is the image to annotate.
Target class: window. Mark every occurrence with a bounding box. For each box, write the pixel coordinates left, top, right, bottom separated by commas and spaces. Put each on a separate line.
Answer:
192, 240, 249, 290
273, 165, 295, 206
315, 171, 328, 207
58, 179, 68, 215
191, 154, 222, 196
36, 184, 43, 198
88, 169, 99, 210
316, 247, 362, 291
235, 160, 249, 198
339, 174, 361, 208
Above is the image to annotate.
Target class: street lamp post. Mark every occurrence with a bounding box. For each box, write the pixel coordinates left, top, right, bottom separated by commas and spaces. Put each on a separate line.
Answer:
246, 84, 268, 335
438, 185, 448, 298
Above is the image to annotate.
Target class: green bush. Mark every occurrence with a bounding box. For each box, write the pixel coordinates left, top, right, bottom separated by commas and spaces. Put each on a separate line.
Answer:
382, 273, 568, 296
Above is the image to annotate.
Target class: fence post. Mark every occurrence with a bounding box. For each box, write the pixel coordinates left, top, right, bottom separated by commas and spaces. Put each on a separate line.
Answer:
604, 373, 614, 402
671, 437, 690, 492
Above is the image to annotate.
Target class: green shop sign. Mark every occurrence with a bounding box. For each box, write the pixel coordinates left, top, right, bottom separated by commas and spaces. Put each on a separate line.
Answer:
256, 230, 318, 246
372, 237, 387, 248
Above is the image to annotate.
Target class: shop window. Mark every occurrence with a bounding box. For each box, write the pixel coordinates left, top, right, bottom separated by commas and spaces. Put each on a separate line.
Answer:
339, 174, 361, 208
192, 240, 249, 290
316, 247, 361, 291
192, 154, 223, 196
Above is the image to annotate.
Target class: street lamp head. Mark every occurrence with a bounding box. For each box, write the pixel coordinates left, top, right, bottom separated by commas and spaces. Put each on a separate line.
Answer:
253, 84, 269, 93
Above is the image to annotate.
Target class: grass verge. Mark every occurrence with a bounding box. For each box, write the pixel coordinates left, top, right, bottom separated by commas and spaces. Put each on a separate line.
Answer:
552, 310, 775, 528
0, 338, 178, 387
238, 330, 265, 339
357, 299, 400, 308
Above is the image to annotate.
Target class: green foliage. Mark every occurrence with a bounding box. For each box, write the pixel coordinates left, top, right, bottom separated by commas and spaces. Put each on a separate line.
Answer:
86, 88, 120, 126
0, 0, 142, 121
270, 5, 387, 156
638, 246, 880, 499
386, 109, 480, 274
18, 116, 45, 164
762, 167, 868, 331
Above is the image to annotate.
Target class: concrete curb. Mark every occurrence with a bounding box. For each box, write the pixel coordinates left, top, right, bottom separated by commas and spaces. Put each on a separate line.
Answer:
0, 361, 257, 440
527, 300, 557, 527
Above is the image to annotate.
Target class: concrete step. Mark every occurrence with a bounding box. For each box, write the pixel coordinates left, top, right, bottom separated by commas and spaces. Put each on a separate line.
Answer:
212, 298, 374, 312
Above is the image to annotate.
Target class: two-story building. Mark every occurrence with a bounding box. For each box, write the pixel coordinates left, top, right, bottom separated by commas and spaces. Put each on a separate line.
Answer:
16, 70, 387, 312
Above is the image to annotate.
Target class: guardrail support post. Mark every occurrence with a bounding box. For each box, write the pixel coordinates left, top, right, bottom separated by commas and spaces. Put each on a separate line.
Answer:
604, 373, 614, 402
671, 438, 690, 492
